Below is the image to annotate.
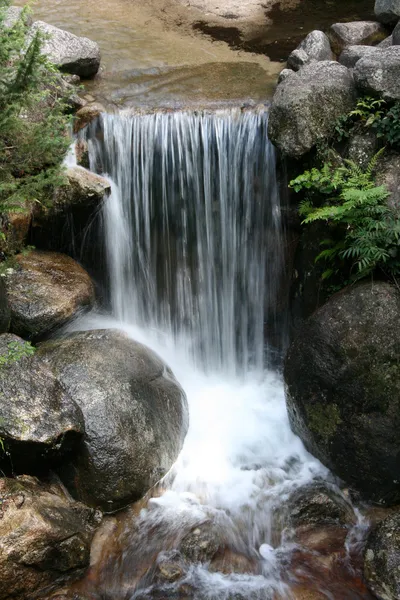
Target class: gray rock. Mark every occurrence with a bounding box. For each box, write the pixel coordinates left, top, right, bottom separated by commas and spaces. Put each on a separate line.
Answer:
286, 482, 356, 529
0, 280, 10, 335
376, 151, 400, 210
328, 21, 387, 55
393, 20, 400, 44
347, 131, 378, 169
364, 512, 400, 600
354, 46, 400, 100
379, 34, 393, 46
287, 30, 332, 70
284, 281, 400, 505
38, 329, 189, 512
3, 6, 32, 28
4, 250, 95, 341
375, 0, 400, 24
0, 333, 84, 474
268, 61, 356, 158
180, 523, 221, 563
339, 45, 381, 68
29, 21, 100, 78
277, 68, 294, 84
0, 476, 101, 600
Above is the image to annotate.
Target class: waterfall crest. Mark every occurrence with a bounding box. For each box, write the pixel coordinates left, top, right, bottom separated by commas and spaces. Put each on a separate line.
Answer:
84, 108, 284, 374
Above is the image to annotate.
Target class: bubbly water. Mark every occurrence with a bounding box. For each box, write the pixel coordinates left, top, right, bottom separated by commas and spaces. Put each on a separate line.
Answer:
77, 109, 361, 599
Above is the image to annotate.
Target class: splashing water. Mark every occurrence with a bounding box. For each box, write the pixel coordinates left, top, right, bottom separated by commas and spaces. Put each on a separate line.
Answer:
74, 109, 368, 599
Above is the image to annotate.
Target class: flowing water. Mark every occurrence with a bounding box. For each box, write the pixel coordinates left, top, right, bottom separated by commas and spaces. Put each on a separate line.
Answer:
68, 109, 373, 599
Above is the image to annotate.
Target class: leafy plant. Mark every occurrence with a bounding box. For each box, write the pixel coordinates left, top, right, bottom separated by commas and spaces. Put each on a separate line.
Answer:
373, 101, 400, 147
0, 340, 35, 367
333, 96, 387, 142
291, 152, 400, 280
0, 0, 71, 213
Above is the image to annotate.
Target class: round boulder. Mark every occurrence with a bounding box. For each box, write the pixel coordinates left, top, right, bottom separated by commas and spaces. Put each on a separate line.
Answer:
38, 329, 189, 512
0, 333, 84, 474
4, 250, 95, 341
286, 482, 356, 529
284, 282, 400, 505
354, 46, 400, 100
287, 30, 333, 71
328, 21, 387, 55
364, 512, 400, 600
268, 61, 356, 158
0, 476, 101, 600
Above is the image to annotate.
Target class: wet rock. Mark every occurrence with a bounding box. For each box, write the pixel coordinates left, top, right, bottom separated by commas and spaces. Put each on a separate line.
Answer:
53, 167, 110, 209
354, 46, 400, 100
0, 476, 101, 600
75, 140, 90, 169
29, 21, 101, 78
0, 333, 84, 474
286, 482, 356, 529
180, 522, 221, 563
287, 30, 332, 71
339, 45, 381, 68
375, 0, 400, 24
268, 61, 356, 158
157, 550, 186, 582
328, 21, 386, 55
364, 512, 400, 599
38, 329, 189, 512
210, 549, 258, 575
284, 281, 400, 505
3, 5, 32, 28
4, 250, 95, 341
73, 103, 105, 134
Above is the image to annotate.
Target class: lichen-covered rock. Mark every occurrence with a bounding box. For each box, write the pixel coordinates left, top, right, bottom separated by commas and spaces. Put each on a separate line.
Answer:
0, 476, 101, 600
29, 21, 100, 78
376, 151, 400, 209
347, 131, 378, 169
364, 512, 400, 600
354, 46, 400, 100
287, 30, 332, 71
375, 0, 400, 24
328, 21, 386, 55
38, 329, 189, 512
4, 251, 95, 341
284, 281, 400, 505
339, 45, 381, 68
0, 333, 84, 474
286, 482, 356, 529
268, 61, 356, 158
393, 20, 400, 44
180, 523, 221, 563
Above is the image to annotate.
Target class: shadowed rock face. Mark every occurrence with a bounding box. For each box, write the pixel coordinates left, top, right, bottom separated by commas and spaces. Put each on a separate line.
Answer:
0, 333, 84, 475
4, 250, 95, 341
375, 0, 400, 24
38, 329, 189, 512
0, 476, 101, 600
364, 512, 400, 599
284, 281, 400, 505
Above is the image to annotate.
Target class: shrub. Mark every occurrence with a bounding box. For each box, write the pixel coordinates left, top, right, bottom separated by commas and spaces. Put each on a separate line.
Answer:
0, 0, 71, 213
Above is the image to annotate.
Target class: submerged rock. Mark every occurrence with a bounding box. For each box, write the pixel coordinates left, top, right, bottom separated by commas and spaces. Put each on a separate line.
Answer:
0, 333, 84, 474
268, 61, 356, 158
0, 476, 101, 600
354, 46, 400, 100
4, 250, 95, 341
29, 21, 101, 78
375, 0, 400, 24
364, 512, 400, 600
284, 281, 400, 505
328, 21, 386, 55
287, 30, 332, 70
38, 329, 189, 512
286, 482, 356, 529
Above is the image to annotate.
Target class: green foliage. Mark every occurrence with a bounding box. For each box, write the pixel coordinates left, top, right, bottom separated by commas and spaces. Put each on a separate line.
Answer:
0, 0, 71, 213
373, 101, 400, 147
0, 340, 35, 367
333, 96, 386, 142
290, 153, 400, 280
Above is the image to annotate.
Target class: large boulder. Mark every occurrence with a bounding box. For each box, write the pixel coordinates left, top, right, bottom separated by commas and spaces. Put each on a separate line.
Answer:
354, 46, 400, 100
286, 482, 356, 529
364, 512, 400, 600
284, 282, 400, 505
38, 330, 189, 512
4, 250, 95, 341
268, 61, 356, 158
0, 333, 84, 474
31, 167, 110, 254
375, 0, 400, 24
328, 21, 387, 55
376, 151, 400, 209
29, 21, 100, 78
287, 30, 332, 71
339, 45, 381, 68
3, 5, 32, 28
0, 476, 101, 600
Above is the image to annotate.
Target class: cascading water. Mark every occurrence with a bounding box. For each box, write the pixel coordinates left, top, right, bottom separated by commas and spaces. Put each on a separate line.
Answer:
74, 108, 369, 600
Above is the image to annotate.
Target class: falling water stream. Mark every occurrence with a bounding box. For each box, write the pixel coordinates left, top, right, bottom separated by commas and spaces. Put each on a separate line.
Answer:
71, 108, 372, 599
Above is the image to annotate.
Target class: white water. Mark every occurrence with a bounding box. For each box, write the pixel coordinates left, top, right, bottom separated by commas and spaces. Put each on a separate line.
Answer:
77, 109, 334, 598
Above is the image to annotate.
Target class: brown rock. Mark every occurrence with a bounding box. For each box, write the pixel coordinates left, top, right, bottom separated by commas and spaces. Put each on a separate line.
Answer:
73, 103, 104, 134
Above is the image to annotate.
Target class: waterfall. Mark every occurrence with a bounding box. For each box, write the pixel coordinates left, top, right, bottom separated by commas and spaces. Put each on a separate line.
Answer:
84, 108, 284, 373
